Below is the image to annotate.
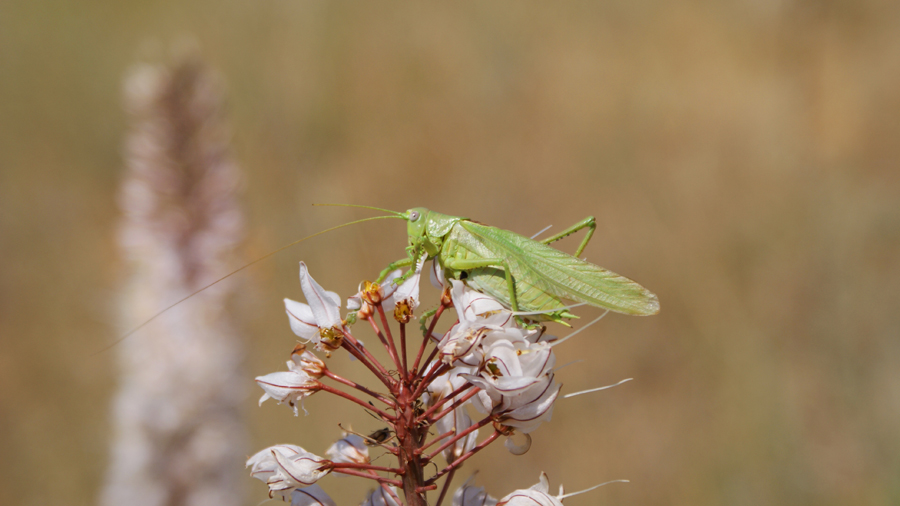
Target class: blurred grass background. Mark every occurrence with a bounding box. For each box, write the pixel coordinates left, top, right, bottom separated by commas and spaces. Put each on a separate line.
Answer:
2, 1, 899, 505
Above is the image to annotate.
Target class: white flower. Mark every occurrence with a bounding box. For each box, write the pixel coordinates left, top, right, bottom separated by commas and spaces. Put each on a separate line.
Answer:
247, 445, 331, 499
496, 473, 562, 506
451, 280, 515, 327
285, 262, 345, 351
360, 486, 401, 506
434, 406, 479, 463
452, 478, 498, 506
385, 253, 426, 323
463, 340, 560, 433
291, 485, 336, 506
422, 365, 477, 408
255, 352, 324, 416
325, 433, 369, 467
439, 280, 520, 363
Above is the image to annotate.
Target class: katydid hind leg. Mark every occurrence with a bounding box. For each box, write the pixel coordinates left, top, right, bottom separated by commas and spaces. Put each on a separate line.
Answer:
539, 216, 596, 257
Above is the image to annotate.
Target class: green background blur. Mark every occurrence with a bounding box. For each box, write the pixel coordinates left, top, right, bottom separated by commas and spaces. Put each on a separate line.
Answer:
2, 1, 899, 505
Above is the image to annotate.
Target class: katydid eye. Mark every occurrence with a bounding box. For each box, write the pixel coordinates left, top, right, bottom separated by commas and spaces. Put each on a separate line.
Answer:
409, 211, 420, 221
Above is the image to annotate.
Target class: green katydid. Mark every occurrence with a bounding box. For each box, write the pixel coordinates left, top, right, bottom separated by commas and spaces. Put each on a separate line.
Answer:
100, 205, 656, 353
372, 207, 659, 325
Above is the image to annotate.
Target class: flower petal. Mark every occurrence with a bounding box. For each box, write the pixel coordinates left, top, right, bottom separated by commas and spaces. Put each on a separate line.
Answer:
285, 298, 318, 340
299, 262, 342, 328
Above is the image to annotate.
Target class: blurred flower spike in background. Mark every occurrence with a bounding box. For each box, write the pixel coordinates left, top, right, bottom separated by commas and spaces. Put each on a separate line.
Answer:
247, 261, 635, 505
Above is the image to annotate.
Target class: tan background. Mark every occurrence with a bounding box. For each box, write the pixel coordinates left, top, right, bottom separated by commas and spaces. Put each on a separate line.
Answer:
2, 1, 899, 505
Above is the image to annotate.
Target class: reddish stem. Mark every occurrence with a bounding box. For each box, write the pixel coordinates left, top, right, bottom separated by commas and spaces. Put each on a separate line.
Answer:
434, 467, 457, 506
418, 383, 476, 422
371, 470, 404, 505
376, 304, 402, 371
342, 330, 394, 390
328, 462, 402, 474
412, 303, 448, 374
400, 322, 409, 382
322, 369, 395, 407
426, 388, 481, 425
425, 431, 502, 485
331, 468, 402, 486
423, 415, 495, 461
317, 383, 395, 421
412, 362, 451, 401
414, 317, 458, 385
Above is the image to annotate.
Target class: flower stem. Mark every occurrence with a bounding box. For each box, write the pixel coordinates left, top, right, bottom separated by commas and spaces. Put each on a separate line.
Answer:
417, 383, 476, 423
434, 467, 456, 506
425, 431, 502, 486
412, 302, 448, 374
342, 330, 394, 390
331, 468, 402, 486
322, 369, 395, 407
317, 383, 395, 422
422, 415, 495, 461
375, 304, 402, 371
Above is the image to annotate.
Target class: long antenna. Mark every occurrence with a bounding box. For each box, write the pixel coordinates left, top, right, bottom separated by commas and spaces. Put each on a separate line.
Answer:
312, 203, 405, 217
93, 214, 403, 355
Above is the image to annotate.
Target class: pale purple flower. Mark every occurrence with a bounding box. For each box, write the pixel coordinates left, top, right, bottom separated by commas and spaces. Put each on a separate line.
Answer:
285, 262, 345, 351
291, 484, 335, 506
360, 486, 401, 506
434, 406, 479, 463
452, 478, 498, 506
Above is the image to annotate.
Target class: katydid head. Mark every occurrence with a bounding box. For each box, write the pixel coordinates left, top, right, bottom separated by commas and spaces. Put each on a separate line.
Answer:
403, 207, 462, 259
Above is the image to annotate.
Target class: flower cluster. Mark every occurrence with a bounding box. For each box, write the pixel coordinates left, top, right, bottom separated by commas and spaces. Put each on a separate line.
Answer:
247, 260, 630, 505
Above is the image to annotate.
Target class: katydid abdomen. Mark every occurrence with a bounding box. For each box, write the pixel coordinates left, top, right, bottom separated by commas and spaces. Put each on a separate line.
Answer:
439, 219, 659, 320
440, 225, 573, 322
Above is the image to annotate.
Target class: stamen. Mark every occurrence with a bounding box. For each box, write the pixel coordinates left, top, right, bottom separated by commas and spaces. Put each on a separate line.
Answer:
562, 378, 633, 399
557, 479, 630, 500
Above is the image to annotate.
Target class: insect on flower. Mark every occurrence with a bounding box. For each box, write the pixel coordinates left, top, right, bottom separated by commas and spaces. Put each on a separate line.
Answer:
362, 205, 660, 325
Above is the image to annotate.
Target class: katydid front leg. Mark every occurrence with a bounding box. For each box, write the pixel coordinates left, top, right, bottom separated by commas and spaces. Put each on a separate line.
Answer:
376, 257, 414, 284
539, 216, 596, 257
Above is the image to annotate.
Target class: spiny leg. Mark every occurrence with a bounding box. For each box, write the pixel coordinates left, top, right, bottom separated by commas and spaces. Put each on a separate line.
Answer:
418, 307, 438, 336
442, 257, 520, 313
539, 216, 596, 257
376, 257, 414, 284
